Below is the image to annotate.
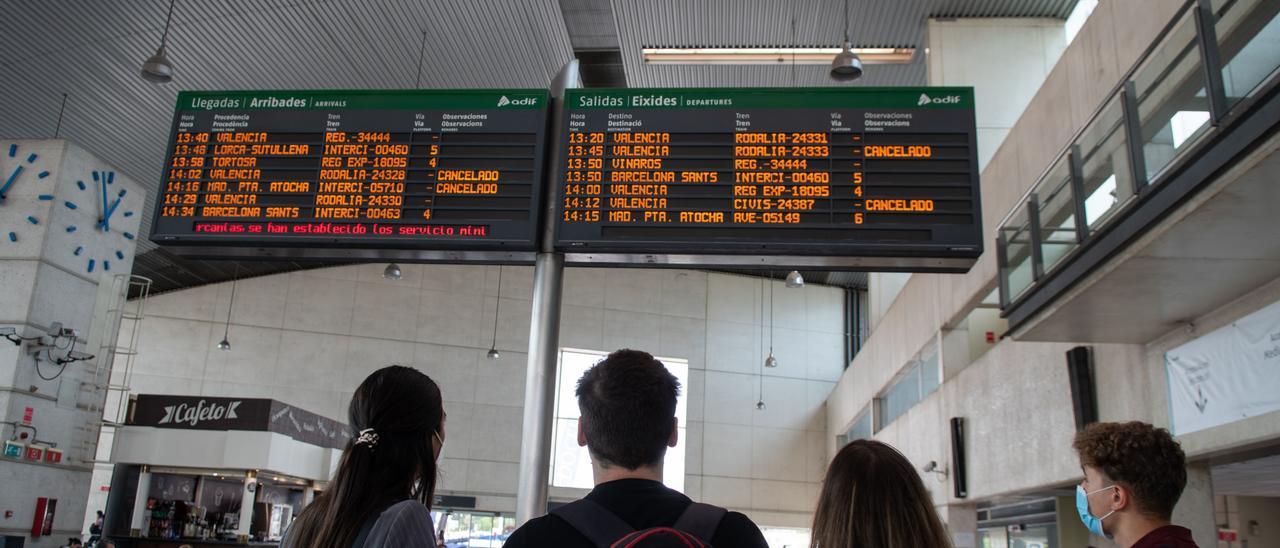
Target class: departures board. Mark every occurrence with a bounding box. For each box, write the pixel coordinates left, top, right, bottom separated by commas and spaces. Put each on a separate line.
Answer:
552, 88, 982, 271
150, 89, 548, 261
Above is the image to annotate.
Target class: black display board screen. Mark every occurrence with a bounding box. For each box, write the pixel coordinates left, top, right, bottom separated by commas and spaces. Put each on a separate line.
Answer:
552, 87, 982, 271
150, 89, 548, 261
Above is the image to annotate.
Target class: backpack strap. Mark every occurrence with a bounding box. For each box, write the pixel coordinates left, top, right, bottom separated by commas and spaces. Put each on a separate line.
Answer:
672, 503, 727, 543
550, 499, 636, 548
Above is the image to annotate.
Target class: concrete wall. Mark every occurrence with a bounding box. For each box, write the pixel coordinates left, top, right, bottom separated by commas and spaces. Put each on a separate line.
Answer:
116, 265, 845, 528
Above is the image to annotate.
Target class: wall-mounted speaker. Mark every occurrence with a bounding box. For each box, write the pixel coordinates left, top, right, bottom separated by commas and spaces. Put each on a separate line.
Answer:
1066, 346, 1098, 431
950, 416, 968, 499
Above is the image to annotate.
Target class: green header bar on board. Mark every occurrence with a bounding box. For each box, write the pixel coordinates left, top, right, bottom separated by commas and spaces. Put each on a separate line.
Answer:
566, 87, 975, 110
175, 89, 549, 111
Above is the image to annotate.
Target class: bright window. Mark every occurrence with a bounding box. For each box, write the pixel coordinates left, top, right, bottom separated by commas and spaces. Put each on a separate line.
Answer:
761, 527, 811, 548
550, 348, 688, 491
1170, 110, 1211, 148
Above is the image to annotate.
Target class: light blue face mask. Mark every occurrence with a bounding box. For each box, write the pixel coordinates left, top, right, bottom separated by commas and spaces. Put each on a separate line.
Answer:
1076, 484, 1117, 537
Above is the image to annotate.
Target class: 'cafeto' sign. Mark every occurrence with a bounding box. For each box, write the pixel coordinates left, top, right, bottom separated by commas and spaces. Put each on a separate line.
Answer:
131, 394, 349, 449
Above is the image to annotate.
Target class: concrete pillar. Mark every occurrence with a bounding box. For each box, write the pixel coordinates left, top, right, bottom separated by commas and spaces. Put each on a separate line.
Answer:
1056, 495, 1091, 548
236, 472, 257, 542
925, 18, 1068, 171
941, 502, 978, 548
302, 484, 315, 507
129, 467, 152, 536
1176, 462, 1218, 548
1, 139, 145, 543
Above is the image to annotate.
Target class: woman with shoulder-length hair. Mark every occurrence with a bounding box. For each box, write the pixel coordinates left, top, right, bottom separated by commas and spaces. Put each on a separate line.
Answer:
283, 365, 446, 548
811, 439, 953, 548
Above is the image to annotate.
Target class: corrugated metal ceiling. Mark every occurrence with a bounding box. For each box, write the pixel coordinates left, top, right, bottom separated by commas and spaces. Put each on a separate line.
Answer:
0, 0, 1074, 293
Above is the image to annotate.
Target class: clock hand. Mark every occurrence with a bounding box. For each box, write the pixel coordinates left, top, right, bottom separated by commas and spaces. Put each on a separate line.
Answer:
99, 174, 109, 224
0, 165, 25, 200
100, 195, 123, 231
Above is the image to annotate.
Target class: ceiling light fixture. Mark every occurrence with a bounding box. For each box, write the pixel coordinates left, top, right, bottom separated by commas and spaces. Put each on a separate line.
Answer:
765, 273, 778, 368
383, 263, 402, 280
757, 279, 767, 410
785, 270, 805, 288
830, 0, 864, 81
641, 46, 912, 65
217, 273, 236, 352
486, 266, 502, 360
141, 0, 178, 83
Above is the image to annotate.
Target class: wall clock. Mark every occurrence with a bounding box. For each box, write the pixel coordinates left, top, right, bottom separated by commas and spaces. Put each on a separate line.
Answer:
0, 143, 52, 243
64, 169, 136, 274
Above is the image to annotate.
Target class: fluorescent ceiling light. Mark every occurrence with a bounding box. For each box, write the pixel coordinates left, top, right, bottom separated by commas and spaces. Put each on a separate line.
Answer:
642, 46, 915, 65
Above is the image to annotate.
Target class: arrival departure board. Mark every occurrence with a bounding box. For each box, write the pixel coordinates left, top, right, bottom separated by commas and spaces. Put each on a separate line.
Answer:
553, 87, 982, 271
150, 89, 548, 259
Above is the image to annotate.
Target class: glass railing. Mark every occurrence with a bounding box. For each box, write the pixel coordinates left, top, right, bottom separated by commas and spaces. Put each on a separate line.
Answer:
996, 0, 1280, 309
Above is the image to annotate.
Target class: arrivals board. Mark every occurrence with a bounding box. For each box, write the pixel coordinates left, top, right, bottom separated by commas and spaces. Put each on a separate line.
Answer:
150, 89, 548, 259
553, 87, 982, 271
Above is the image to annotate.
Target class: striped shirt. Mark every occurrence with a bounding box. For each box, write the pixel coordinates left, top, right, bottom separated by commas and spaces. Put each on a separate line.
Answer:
282, 500, 437, 548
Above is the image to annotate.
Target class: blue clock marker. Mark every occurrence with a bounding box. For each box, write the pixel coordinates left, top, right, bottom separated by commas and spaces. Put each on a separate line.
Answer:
123, 231, 135, 240
7, 232, 15, 242
87, 259, 95, 273
26, 216, 37, 225
64, 201, 77, 210
74, 246, 83, 256
38, 195, 53, 201
115, 251, 124, 260
66, 226, 76, 233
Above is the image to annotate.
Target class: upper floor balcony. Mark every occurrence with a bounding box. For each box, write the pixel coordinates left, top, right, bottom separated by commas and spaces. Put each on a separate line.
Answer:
996, 0, 1280, 342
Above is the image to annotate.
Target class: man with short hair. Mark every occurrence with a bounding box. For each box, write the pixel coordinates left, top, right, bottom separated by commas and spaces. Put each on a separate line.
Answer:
1073, 421, 1200, 547
505, 349, 768, 547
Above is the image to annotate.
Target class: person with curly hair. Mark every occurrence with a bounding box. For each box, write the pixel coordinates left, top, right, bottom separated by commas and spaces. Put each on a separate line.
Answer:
1072, 421, 1199, 547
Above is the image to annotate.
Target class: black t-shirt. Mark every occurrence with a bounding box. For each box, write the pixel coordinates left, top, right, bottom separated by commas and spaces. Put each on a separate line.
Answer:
504, 479, 768, 547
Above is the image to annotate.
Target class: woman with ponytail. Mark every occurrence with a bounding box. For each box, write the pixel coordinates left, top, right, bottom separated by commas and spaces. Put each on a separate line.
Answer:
283, 365, 446, 548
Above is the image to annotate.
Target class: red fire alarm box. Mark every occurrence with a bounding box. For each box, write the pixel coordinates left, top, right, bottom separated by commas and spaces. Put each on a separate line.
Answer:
1219, 529, 1239, 542
43, 448, 62, 465
24, 445, 45, 462
31, 497, 57, 537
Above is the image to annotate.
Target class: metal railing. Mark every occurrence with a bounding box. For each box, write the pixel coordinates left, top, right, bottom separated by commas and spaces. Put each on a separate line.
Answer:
996, 0, 1280, 310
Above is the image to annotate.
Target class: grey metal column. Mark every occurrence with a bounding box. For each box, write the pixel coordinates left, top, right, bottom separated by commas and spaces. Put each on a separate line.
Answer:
515, 59, 580, 525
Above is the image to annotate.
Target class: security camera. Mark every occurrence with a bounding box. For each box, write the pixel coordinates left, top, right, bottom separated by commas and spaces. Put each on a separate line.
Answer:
0, 327, 19, 345
923, 460, 949, 482
55, 350, 95, 365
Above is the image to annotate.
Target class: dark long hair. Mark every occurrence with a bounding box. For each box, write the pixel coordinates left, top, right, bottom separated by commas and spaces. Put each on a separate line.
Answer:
287, 365, 444, 548
811, 440, 953, 548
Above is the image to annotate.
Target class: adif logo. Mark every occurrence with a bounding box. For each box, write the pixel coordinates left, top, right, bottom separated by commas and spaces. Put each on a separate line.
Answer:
918, 93, 962, 106
159, 399, 242, 427
497, 95, 538, 107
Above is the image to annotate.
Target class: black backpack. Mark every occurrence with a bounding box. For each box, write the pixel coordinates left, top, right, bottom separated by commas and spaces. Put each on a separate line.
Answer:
551, 499, 726, 548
